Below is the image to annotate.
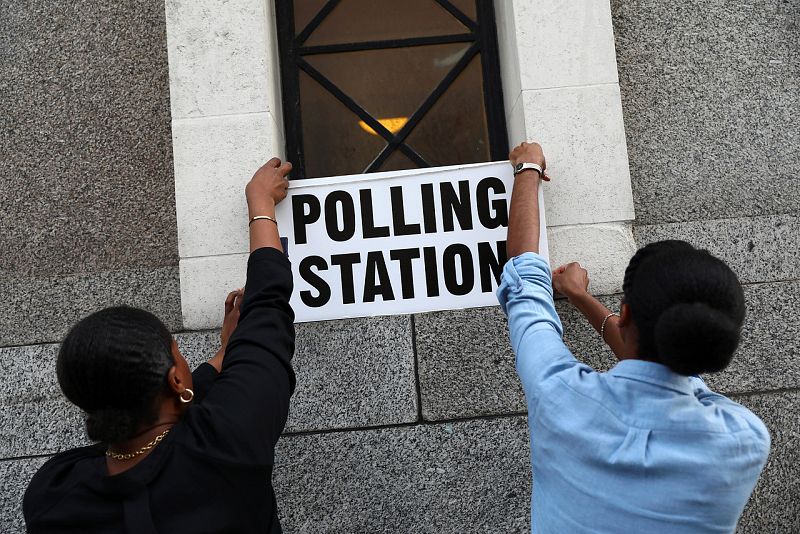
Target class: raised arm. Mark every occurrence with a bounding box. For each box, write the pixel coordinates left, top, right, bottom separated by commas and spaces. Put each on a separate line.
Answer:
499, 143, 587, 404
183, 158, 295, 465
506, 142, 548, 257
552, 263, 627, 359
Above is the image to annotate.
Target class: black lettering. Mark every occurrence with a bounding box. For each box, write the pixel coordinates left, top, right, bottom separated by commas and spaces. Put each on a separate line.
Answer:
477, 241, 508, 292
420, 183, 437, 233
423, 246, 439, 297
443, 244, 474, 296
440, 180, 473, 231
476, 177, 508, 229
292, 194, 321, 245
390, 186, 421, 236
389, 248, 421, 299
324, 190, 356, 242
299, 256, 331, 307
331, 253, 362, 304
360, 189, 390, 238
363, 251, 395, 302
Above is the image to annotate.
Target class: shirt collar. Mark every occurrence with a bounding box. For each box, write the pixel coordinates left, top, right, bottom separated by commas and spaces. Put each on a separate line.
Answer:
607, 359, 695, 395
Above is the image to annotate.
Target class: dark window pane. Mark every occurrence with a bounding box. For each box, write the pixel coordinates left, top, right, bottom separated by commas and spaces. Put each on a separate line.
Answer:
305, 0, 469, 46
293, 0, 328, 36
299, 70, 387, 178
377, 150, 418, 172
305, 43, 470, 121
405, 54, 489, 166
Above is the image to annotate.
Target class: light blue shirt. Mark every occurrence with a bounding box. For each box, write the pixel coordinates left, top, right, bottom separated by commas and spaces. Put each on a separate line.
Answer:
497, 253, 770, 534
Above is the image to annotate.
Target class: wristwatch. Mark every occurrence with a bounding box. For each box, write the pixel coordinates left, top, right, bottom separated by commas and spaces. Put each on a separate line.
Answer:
513, 162, 544, 177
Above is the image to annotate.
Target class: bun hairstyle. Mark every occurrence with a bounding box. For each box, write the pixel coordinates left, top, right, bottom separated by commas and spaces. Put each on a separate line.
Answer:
622, 241, 745, 376
57, 307, 174, 443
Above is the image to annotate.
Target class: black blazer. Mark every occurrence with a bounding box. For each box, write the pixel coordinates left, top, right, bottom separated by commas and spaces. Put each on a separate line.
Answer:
24, 248, 296, 533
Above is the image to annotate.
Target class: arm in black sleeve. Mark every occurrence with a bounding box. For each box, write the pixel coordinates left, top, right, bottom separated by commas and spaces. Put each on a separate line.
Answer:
182, 247, 295, 464
191, 363, 219, 403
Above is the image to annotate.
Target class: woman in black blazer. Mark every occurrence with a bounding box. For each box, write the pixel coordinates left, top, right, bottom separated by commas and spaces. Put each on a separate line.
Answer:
24, 158, 295, 533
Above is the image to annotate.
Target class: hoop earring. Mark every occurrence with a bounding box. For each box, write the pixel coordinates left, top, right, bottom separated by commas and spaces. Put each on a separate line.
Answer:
179, 388, 194, 404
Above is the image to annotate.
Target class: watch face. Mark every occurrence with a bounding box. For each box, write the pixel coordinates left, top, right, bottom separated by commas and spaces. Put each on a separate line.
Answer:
514, 163, 524, 172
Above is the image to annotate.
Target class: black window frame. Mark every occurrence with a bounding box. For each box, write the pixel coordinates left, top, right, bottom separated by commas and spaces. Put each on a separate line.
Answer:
275, 0, 509, 180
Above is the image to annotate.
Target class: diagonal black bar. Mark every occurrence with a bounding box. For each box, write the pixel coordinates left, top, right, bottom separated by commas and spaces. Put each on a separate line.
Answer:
297, 58, 397, 145
434, 0, 479, 32
366, 42, 480, 172
364, 142, 429, 173
296, 0, 341, 46
300, 33, 476, 56
299, 59, 429, 170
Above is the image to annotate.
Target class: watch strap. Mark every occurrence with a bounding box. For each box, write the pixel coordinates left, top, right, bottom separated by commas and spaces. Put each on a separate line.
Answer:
513, 162, 544, 177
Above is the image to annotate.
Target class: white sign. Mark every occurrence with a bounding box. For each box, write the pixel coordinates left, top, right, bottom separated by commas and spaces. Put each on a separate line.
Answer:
275, 161, 548, 323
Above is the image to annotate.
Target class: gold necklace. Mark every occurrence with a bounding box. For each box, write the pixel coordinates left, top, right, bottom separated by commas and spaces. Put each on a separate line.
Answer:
106, 428, 171, 461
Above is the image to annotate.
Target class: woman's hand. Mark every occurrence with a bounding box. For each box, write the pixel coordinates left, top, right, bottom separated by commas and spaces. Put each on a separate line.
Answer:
245, 157, 292, 212
552, 262, 589, 300
509, 141, 550, 181
208, 289, 244, 372
509, 141, 546, 168
220, 289, 244, 349
246, 158, 292, 252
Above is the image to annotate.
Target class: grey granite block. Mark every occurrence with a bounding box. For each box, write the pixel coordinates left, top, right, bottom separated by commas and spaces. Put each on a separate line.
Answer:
734, 391, 800, 533
287, 316, 418, 431
705, 281, 800, 395
634, 215, 799, 285
415, 307, 525, 421
175, 330, 222, 368
0, 0, 177, 278
178, 318, 420, 432
612, 0, 800, 225
0, 267, 182, 347
0, 457, 49, 534
273, 416, 531, 533
0, 344, 88, 457
415, 302, 618, 421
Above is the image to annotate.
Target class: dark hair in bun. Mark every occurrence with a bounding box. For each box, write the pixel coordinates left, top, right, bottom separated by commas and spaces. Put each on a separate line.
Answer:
57, 307, 174, 443
622, 241, 745, 375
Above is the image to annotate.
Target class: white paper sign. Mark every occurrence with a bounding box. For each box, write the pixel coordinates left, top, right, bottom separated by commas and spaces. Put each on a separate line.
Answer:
275, 161, 548, 323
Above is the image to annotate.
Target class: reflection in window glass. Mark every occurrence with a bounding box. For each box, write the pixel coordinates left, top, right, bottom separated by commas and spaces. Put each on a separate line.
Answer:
277, 1, 508, 179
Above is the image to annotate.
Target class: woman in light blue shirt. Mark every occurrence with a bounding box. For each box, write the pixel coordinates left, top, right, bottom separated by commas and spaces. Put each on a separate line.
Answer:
499, 142, 770, 533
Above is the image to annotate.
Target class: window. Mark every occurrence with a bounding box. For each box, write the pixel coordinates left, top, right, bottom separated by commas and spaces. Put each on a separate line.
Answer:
276, 0, 508, 179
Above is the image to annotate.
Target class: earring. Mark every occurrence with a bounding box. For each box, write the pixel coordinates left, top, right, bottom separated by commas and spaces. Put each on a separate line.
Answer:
179, 388, 194, 404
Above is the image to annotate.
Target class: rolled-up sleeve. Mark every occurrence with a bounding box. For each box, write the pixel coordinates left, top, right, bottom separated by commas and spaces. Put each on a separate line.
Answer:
497, 253, 580, 404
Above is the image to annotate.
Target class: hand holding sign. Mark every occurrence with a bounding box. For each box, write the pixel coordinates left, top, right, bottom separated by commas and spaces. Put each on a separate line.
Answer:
509, 141, 550, 181
246, 157, 292, 253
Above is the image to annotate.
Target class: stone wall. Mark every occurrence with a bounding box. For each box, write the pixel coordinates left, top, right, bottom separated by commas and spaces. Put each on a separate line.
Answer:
1, 1, 798, 533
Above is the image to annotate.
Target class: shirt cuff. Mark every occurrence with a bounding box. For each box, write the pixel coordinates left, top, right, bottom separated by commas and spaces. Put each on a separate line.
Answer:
498, 252, 554, 298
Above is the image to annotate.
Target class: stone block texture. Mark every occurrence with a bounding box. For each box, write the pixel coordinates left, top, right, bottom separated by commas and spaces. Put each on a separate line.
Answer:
0, 0, 180, 346
274, 416, 531, 534
287, 316, 418, 432
177, 318, 419, 432
734, 391, 800, 533
612, 0, 800, 225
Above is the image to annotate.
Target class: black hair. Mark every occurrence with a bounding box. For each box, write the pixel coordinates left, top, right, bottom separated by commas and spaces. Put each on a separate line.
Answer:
57, 307, 174, 443
622, 240, 745, 375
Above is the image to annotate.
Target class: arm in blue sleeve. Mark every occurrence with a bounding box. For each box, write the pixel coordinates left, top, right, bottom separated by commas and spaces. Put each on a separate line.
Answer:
497, 253, 580, 404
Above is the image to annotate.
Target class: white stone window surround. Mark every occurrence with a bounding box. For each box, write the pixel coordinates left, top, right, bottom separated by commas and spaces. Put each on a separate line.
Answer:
165, 0, 636, 330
